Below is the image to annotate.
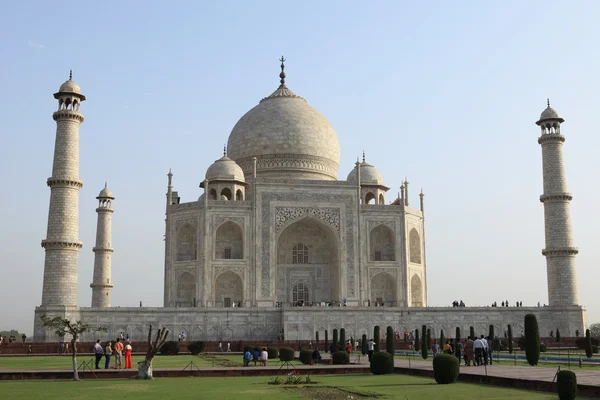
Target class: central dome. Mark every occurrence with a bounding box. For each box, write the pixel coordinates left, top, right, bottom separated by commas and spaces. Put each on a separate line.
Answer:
227, 66, 340, 180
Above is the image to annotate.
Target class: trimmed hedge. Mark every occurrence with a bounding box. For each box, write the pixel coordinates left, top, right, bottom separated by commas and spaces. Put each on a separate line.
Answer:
433, 354, 460, 384
340, 328, 346, 352
332, 351, 349, 365
374, 326, 381, 353
557, 370, 577, 400
159, 341, 180, 355
508, 324, 514, 354
386, 326, 394, 357
415, 329, 420, 352
585, 329, 593, 358
525, 314, 540, 366
299, 350, 312, 365
370, 351, 394, 375
333, 329, 339, 353
361, 334, 367, 355
187, 341, 205, 355
267, 347, 278, 360
469, 326, 475, 340
278, 347, 295, 362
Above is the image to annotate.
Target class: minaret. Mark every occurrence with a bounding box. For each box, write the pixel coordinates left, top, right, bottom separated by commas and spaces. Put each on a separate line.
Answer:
40, 71, 85, 307
90, 184, 114, 307
536, 100, 579, 306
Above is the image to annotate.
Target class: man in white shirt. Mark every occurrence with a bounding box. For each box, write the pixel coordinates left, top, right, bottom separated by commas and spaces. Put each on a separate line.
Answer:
473, 337, 482, 366
260, 347, 268, 366
367, 338, 375, 362
93, 339, 104, 369
481, 335, 489, 365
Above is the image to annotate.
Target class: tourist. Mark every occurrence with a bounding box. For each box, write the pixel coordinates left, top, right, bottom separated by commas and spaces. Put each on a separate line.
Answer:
480, 335, 488, 365
218, 342, 223, 352
432, 340, 439, 358
126, 333, 130, 342
465, 337, 475, 366
114, 338, 124, 369
329, 343, 334, 353
227, 342, 231, 352
243, 349, 251, 367
260, 347, 268, 366
355, 340, 359, 351
443, 340, 451, 354
367, 338, 375, 362
178, 333, 182, 341
345, 341, 352, 355
27, 345, 32, 355
105, 341, 113, 369
125, 342, 133, 369
93, 339, 104, 369
312, 347, 321, 364
253, 348, 260, 366
485, 336, 493, 365
455, 340, 463, 364
60, 341, 65, 354
120, 332, 125, 340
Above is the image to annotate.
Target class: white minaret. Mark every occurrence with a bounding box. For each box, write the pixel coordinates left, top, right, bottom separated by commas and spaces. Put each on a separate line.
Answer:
40, 71, 85, 307
90, 184, 115, 307
537, 100, 579, 306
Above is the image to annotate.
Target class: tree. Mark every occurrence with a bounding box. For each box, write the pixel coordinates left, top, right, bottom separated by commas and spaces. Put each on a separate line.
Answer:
316, 331, 319, 349
386, 326, 394, 357
524, 314, 540, 366
325, 330, 329, 353
556, 328, 561, 343
421, 325, 427, 359
361, 334, 367, 355
374, 326, 381, 353
469, 326, 475, 339
585, 329, 593, 358
508, 324, 514, 354
137, 325, 170, 379
589, 323, 600, 338
333, 329, 338, 353
455, 327, 461, 343
415, 329, 420, 351
427, 328, 432, 350
440, 329, 444, 351
489, 325, 495, 340
40, 314, 106, 381
339, 328, 346, 351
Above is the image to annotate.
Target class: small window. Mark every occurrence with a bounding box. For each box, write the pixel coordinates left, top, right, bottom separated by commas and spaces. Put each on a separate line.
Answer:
374, 251, 382, 261
292, 243, 308, 264
293, 283, 309, 303
224, 298, 231, 308
223, 248, 232, 259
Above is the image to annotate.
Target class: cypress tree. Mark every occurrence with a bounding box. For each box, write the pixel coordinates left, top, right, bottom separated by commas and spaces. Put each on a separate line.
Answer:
316, 331, 319, 349
361, 334, 367, 355
386, 326, 394, 357
333, 329, 339, 353
427, 328, 432, 350
585, 329, 593, 358
489, 324, 495, 340
415, 329, 420, 351
340, 328, 346, 351
421, 325, 428, 359
440, 329, 445, 352
556, 328, 561, 343
524, 314, 540, 366
456, 327, 461, 343
374, 326, 381, 353
325, 330, 329, 353
470, 326, 475, 340
508, 324, 514, 354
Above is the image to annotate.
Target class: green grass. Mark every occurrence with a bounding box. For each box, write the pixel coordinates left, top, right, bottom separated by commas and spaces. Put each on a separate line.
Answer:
0, 373, 591, 400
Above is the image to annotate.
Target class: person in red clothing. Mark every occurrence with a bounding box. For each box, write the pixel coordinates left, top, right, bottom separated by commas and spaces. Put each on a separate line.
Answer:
345, 341, 352, 355
125, 342, 133, 369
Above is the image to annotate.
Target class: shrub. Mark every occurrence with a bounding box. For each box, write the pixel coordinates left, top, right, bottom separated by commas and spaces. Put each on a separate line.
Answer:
333, 329, 339, 353
575, 337, 599, 349
557, 370, 577, 400
421, 325, 428, 360
332, 351, 349, 365
340, 328, 346, 351
386, 326, 394, 357
243, 344, 255, 353
433, 354, 460, 384
489, 324, 495, 340
267, 347, 278, 360
374, 326, 381, 353
187, 341, 205, 355
427, 328, 432, 350
299, 350, 312, 365
316, 331, 319, 348
456, 327, 461, 343
525, 314, 540, 366
556, 328, 561, 343
508, 324, 514, 354
540, 343, 547, 353
370, 351, 394, 375
361, 334, 367, 355
440, 329, 445, 352
278, 347, 295, 362
585, 329, 593, 358
159, 340, 180, 355
415, 329, 420, 351
469, 326, 475, 340
325, 330, 329, 353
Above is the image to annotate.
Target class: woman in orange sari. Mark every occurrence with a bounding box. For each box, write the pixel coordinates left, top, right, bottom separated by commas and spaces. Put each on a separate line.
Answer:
125, 342, 133, 369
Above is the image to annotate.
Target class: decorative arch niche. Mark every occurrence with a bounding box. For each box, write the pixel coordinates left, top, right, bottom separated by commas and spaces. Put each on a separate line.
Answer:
214, 271, 243, 307
215, 221, 243, 259
409, 228, 421, 264
369, 224, 395, 261
411, 274, 423, 307
176, 224, 197, 261
176, 272, 195, 307
371, 272, 396, 306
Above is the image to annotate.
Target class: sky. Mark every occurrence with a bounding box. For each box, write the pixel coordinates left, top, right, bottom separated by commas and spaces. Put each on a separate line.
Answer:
1, 1, 599, 335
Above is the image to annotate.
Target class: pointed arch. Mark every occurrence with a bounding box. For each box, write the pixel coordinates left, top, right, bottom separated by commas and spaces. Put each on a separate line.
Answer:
365, 192, 376, 204
235, 189, 243, 201
220, 187, 232, 200
209, 188, 217, 200
292, 282, 309, 303
369, 224, 395, 261
378, 193, 384, 205
371, 272, 396, 306
214, 270, 243, 308
176, 272, 195, 307
176, 224, 197, 261
411, 274, 423, 307
292, 243, 309, 264
215, 221, 243, 259
409, 228, 421, 264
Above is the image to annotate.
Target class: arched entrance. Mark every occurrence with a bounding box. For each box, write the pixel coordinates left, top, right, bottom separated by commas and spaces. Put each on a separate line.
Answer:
214, 271, 243, 308
370, 272, 396, 306
176, 272, 195, 307
276, 217, 339, 305
411, 274, 423, 306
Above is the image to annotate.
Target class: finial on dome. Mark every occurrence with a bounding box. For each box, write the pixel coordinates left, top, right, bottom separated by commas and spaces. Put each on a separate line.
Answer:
279, 55, 286, 86
223, 144, 227, 157
547, 98, 550, 107
104, 182, 107, 189
69, 69, 72, 80
362, 151, 366, 163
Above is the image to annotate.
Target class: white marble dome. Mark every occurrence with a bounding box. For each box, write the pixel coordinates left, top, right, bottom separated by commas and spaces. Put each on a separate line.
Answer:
227, 82, 341, 180
347, 161, 385, 186
59, 79, 81, 95
206, 155, 245, 182
539, 106, 560, 121
97, 186, 114, 199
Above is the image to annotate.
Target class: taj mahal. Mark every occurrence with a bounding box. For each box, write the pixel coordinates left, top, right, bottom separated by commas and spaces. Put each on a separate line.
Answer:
33, 60, 586, 342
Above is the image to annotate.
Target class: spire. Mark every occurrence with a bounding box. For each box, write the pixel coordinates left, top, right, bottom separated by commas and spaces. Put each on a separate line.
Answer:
279, 55, 286, 86
167, 168, 173, 187
69, 69, 72, 80
362, 150, 366, 163
223, 144, 227, 157
104, 182, 107, 189
547, 98, 550, 107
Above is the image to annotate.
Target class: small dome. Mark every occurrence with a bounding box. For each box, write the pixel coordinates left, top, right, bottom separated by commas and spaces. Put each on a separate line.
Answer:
206, 155, 245, 182
59, 79, 82, 95
97, 186, 114, 199
347, 161, 385, 186
540, 106, 560, 121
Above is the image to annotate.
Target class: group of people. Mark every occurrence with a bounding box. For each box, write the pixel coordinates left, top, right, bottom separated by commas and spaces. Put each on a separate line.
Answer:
217, 342, 232, 352
93, 338, 132, 369
242, 347, 269, 366
431, 336, 493, 366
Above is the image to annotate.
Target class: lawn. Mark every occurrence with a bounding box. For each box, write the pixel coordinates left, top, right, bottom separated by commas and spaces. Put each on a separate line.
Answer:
0, 373, 589, 400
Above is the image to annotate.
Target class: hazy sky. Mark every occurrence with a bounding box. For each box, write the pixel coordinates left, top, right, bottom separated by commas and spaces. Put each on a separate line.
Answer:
1, 1, 599, 335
